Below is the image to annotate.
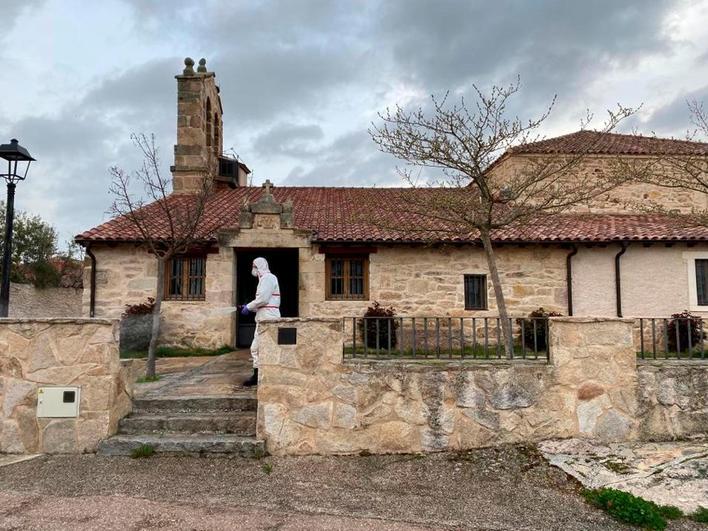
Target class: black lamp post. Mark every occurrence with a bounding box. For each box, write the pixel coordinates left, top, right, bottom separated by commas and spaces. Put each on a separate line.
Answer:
0, 139, 35, 318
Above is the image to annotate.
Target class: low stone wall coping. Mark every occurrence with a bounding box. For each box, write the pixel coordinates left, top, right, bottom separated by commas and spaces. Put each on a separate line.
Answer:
549, 317, 635, 323
0, 318, 118, 325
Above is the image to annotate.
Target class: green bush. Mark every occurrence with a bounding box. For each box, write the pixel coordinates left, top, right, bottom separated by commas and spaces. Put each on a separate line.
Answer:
691, 506, 708, 523
583, 488, 668, 530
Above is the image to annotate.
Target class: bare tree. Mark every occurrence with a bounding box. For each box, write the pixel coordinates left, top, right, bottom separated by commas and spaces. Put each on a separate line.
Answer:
110, 133, 212, 378
369, 79, 637, 358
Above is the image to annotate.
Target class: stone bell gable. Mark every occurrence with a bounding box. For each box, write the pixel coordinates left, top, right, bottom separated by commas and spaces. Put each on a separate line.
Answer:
171, 57, 250, 193
238, 180, 294, 231
219, 181, 308, 249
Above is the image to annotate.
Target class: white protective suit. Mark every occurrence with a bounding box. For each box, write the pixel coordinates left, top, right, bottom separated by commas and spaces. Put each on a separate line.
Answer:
246, 257, 281, 368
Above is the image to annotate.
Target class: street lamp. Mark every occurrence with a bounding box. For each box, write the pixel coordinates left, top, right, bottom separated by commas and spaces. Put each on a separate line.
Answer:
0, 139, 35, 318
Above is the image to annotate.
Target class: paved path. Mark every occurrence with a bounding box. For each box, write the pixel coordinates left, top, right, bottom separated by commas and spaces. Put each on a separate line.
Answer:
3, 445, 705, 530
135, 350, 254, 398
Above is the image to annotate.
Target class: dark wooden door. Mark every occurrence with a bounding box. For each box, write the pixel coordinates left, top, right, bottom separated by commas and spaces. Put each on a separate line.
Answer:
235, 249, 299, 348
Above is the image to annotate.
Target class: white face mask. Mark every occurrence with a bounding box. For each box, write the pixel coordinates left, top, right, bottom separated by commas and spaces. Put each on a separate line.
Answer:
251, 268, 258, 277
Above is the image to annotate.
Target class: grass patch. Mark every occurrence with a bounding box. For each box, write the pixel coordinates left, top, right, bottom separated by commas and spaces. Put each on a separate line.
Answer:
691, 506, 708, 523
121, 345, 233, 360
603, 459, 633, 474
136, 374, 161, 383
657, 505, 683, 520
261, 462, 273, 475
583, 488, 685, 530
130, 444, 155, 459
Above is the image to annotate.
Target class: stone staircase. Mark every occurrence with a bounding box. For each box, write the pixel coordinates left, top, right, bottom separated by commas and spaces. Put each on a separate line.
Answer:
98, 393, 264, 457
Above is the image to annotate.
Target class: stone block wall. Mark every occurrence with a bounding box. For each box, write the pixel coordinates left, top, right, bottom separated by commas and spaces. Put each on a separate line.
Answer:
84, 244, 234, 349
637, 362, 708, 439
488, 154, 708, 215
257, 317, 675, 456
308, 244, 569, 318
9, 283, 82, 318
0, 319, 131, 454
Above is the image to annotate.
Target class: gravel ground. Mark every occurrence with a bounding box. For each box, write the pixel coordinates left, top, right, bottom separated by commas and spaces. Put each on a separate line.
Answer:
0, 444, 705, 530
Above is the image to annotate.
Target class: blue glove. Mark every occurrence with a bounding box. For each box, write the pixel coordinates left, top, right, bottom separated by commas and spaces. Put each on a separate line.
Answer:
240, 305, 251, 316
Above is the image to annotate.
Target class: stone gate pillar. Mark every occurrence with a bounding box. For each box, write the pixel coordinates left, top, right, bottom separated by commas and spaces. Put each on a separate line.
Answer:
549, 317, 639, 442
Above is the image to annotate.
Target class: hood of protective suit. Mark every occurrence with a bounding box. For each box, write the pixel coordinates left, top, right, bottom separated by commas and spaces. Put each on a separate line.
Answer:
252, 257, 270, 277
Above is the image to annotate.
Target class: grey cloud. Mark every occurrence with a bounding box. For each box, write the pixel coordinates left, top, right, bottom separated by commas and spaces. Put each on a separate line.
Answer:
0, 0, 45, 38
119, 0, 368, 124
630, 85, 708, 137
6, 57, 182, 243
253, 123, 324, 158
282, 130, 401, 187
84, 58, 178, 114
375, 0, 674, 101
212, 45, 362, 123
9, 110, 156, 242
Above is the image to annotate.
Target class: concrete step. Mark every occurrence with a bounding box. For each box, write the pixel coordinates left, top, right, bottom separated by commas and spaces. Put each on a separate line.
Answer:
118, 412, 256, 436
97, 434, 265, 457
133, 394, 257, 414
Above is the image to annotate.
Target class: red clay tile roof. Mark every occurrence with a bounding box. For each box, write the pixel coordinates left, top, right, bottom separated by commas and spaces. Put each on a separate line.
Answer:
509, 130, 708, 156
76, 186, 708, 245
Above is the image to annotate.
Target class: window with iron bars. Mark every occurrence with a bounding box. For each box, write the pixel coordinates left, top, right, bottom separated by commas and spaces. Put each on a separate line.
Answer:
325, 255, 369, 300
464, 274, 488, 310
165, 255, 207, 301
696, 259, 708, 306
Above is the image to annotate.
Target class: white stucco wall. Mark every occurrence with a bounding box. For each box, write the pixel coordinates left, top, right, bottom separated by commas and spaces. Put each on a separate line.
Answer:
572, 243, 708, 318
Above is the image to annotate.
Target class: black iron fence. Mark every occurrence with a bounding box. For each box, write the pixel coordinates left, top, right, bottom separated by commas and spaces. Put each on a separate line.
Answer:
635, 317, 706, 361
342, 316, 551, 361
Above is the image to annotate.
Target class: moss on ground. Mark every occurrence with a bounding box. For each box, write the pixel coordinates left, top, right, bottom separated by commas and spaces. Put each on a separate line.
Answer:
121, 345, 232, 359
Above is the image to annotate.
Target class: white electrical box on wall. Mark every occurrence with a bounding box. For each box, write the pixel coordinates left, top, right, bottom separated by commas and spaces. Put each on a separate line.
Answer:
36, 387, 80, 418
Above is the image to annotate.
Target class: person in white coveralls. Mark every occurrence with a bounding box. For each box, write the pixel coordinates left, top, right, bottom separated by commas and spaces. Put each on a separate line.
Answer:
239, 257, 280, 387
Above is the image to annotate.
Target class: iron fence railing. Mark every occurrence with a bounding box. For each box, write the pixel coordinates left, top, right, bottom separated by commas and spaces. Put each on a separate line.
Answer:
342, 316, 550, 361
635, 317, 706, 361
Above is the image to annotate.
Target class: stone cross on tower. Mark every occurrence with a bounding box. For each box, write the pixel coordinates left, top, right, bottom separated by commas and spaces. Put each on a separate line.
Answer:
263, 179, 274, 196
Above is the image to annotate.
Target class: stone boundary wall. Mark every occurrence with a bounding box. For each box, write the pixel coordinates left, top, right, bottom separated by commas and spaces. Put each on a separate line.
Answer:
0, 319, 131, 454
257, 317, 692, 455
637, 362, 707, 439
9, 283, 83, 319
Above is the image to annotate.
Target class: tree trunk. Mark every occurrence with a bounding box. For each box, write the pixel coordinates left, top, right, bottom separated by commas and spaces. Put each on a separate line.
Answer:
146, 256, 165, 378
479, 229, 514, 359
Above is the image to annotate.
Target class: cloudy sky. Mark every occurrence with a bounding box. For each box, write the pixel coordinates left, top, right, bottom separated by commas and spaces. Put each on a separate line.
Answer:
2, 0, 708, 245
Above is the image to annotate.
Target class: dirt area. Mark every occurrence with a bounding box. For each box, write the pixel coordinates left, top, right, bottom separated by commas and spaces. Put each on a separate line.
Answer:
1, 445, 706, 530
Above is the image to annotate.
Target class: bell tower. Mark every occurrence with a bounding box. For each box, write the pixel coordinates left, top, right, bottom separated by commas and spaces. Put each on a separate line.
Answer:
172, 57, 245, 193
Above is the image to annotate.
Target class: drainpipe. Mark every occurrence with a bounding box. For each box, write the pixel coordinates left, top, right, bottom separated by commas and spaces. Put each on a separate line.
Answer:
614, 242, 628, 318
566, 245, 578, 316
85, 246, 97, 318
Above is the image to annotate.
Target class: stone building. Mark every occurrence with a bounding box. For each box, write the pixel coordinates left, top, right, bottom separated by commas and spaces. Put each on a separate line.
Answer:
76, 58, 708, 349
